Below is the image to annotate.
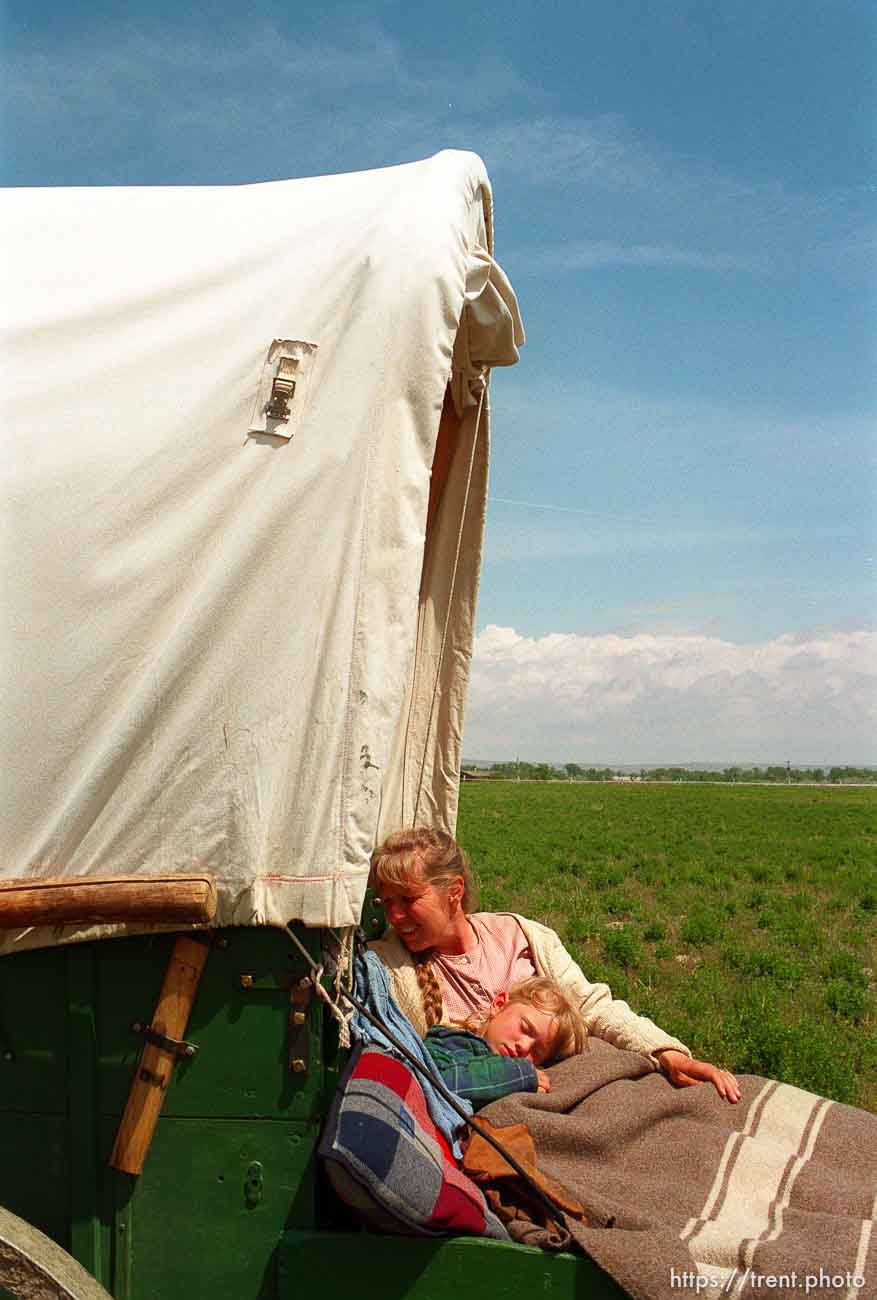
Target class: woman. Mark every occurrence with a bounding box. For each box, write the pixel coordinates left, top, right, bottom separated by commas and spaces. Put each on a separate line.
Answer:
369, 826, 740, 1102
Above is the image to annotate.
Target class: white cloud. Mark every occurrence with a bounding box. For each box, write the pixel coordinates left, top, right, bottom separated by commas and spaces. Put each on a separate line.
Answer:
475, 114, 662, 193
464, 626, 877, 764
483, 512, 847, 562
484, 118, 873, 280
512, 239, 762, 274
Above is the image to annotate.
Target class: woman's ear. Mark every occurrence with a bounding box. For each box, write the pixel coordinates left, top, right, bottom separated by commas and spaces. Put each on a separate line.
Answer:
446, 875, 464, 909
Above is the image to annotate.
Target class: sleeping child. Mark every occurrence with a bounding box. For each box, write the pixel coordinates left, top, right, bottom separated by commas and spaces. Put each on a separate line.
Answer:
423, 976, 587, 1109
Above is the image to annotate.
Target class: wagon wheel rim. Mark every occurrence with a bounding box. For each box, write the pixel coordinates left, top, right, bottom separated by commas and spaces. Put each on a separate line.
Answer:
0, 1204, 112, 1300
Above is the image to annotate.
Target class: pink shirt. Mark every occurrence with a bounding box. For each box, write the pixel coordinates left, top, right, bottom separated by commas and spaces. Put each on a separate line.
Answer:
431, 912, 538, 1023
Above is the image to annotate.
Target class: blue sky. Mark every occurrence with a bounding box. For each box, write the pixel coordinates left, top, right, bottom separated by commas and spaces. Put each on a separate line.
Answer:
4, 1, 875, 762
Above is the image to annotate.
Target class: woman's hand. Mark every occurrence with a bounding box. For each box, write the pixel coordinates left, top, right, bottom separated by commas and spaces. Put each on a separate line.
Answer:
536, 1070, 552, 1093
656, 1050, 741, 1103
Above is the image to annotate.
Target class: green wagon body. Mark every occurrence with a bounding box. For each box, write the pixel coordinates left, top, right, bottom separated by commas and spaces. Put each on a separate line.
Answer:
0, 925, 624, 1299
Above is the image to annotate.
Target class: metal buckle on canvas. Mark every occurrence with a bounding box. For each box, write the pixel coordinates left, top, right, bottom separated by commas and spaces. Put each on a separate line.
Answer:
265, 356, 297, 420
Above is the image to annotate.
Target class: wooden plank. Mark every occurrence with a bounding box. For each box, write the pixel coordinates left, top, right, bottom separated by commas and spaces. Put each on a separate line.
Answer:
279, 1231, 629, 1300
0, 1115, 69, 1251
0, 875, 216, 929
109, 935, 210, 1176
110, 1178, 134, 1300
0, 944, 68, 1112
98, 927, 322, 1121
101, 1117, 317, 1300
66, 944, 102, 1283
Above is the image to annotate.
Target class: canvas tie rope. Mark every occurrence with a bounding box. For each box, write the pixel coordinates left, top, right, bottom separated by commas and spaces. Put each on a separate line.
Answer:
284, 924, 355, 1044
330, 926, 355, 1048
412, 369, 487, 825
283, 920, 569, 1237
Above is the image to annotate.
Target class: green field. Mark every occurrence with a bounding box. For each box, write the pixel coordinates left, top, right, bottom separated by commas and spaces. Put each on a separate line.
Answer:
457, 781, 877, 1111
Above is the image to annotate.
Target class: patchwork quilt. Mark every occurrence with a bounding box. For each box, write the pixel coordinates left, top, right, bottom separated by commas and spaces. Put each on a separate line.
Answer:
319, 1046, 508, 1239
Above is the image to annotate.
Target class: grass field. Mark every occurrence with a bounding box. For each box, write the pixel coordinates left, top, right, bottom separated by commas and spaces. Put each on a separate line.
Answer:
456, 781, 877, 1111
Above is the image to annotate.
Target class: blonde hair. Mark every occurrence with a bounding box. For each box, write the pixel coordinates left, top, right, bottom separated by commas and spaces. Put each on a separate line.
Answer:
371, 828, 477, 1028
464, 976, 588, 1062
371, 827, 477, 910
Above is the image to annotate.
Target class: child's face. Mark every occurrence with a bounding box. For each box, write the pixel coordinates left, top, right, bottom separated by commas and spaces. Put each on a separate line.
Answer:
482, 993, 558, 1066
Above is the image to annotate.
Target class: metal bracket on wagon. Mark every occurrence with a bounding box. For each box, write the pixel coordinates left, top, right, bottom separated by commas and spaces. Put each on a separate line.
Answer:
235, 963, 315, 1075
288, 976, 313, 1074
130, 1020, 199, 1059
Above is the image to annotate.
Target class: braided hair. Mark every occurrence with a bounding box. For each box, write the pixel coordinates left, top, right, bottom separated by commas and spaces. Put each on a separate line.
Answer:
371, 827, 477, 1029
413, 954, 446, 1029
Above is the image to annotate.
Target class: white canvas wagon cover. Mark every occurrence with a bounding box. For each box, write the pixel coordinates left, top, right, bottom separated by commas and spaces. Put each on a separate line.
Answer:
0, 150, 523, 952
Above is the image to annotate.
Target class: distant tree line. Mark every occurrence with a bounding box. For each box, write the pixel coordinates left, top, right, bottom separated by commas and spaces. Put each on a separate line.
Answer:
468, 762, 877, 784
486, 762, 617, 782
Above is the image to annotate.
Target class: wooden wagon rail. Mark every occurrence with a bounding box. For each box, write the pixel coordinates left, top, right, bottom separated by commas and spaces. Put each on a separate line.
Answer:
0, 875, 217, 928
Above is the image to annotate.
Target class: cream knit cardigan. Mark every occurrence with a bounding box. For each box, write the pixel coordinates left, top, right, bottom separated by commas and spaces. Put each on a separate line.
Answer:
369, 911, 690, 1069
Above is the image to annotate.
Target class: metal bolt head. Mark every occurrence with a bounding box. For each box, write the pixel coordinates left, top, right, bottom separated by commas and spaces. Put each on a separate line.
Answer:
240, 974, 254, 988
291, 1058, 306, 1073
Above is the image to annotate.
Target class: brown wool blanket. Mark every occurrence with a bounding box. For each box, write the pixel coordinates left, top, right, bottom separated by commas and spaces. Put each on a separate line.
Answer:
477, 1040, 877, 1300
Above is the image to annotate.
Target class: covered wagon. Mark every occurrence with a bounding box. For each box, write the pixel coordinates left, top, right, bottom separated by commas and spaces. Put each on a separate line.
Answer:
0, 152, 624, 1299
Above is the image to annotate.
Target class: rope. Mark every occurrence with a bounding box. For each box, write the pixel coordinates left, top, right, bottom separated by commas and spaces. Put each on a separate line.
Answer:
283, 921, 568, 1236
412, 370, 487, 825
329, 927, 355, 1048
284, 925, 355, 1044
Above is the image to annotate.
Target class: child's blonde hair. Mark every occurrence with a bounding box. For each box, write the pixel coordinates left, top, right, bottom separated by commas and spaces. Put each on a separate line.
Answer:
466, 975, 588, 1061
